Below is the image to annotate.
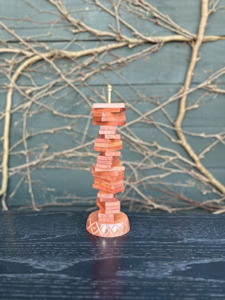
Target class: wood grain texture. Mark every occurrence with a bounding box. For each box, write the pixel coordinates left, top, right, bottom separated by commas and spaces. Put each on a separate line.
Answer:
0, 210, 225, 299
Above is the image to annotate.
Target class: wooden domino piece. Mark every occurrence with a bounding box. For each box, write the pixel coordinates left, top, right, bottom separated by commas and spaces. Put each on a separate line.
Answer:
94, 141, 122, 148
104, 134, 121, 139
92, 174, 124, 182
93, 121, 126, 126
94, 176, 124, 184
93, 103, 126, 108
97, 199, 120, 213
98, 197, 118, 202
95, 138, 120, 144
97, 192, 114, 198
92, 108, 124, 113
96, 199, 105, 212
104, 151, 120, 156
101, 116, 125, 122
100, 126, 117, 131
94, 145, 123, 152
95, 164, 112, 169
98, 213, 114, 223
92, 168, 124, 176
94, 179, 124, 189
97, 155, 120, 164
99, 130, 117, 135
93, 164, 125, 171
93, 184, 124, 194
95, 177, 122, 189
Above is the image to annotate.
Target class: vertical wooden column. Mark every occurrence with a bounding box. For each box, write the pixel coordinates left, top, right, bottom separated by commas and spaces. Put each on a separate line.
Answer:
86, 103, 130, 237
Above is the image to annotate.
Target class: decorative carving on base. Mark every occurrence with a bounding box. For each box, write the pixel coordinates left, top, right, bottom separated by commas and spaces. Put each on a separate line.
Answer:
87, 211, 130, 238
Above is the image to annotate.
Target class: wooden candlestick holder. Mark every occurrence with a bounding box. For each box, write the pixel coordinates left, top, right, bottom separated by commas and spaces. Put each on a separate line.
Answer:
86, 94, 130, 237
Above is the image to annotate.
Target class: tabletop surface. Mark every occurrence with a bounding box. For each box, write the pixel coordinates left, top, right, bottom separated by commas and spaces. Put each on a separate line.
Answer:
0, 210, 225, 300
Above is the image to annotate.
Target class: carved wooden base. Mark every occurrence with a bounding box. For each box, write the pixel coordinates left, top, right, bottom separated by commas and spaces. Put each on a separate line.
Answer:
86, 210, 130, 238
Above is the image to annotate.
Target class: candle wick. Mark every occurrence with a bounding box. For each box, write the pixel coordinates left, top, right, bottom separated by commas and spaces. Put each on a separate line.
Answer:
107, 84, 112, 104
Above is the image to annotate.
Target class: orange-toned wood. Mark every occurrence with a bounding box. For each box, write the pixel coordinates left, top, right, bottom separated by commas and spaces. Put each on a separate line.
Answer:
99, 130, 117, 135
93, 103, 126, 108
86, 103, 130, 238
97, 199, 120, 213
95, 138, 120, 143
97, 156, 120, 166
93, 185, 124, 194
87, 211, 130, 238
95, 164, 112, 169
96, 199, 105, 212
94, 141, 122, 148
98, 212, 114, 223
104, 151, 120, 156
100, 126, 117, 130
92, 108, 122, 112
92, 170, 124, 177
101, 113, 125, 119
93, 171, 124, 178
98, 197, 118, 202
93, 165, 125, 172
92, 169, 124, 176
94, 179, 123, 190
97, 192, 114, 198
93, 121, 125, 126
95, 165, 122, 172
94, 178, 123, 186
94, 146, 123, 152
104, 200, 120, 207
104, 134, 121, 139
92, 112, 125, 119
94, 176, 124, 184
97, 156, 120, 164
93, 117, 125, 122
97, 155, 113, 160
93, 182, 124, 191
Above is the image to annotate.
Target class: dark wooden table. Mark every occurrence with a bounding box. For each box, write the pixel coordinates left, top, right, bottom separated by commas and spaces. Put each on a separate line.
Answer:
0, 210, 225, 299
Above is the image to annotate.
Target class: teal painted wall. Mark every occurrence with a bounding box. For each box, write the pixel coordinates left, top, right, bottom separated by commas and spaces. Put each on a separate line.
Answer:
0, 0, 225, 210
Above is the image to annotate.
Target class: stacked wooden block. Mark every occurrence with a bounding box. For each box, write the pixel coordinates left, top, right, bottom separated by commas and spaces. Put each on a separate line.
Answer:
92, 103, 126, 223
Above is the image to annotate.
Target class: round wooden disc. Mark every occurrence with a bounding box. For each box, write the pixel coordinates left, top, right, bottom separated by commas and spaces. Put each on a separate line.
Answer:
86, 210, 130, 238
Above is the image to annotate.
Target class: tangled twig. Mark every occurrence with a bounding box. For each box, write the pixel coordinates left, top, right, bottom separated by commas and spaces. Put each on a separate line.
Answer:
0, 0, 225, 212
